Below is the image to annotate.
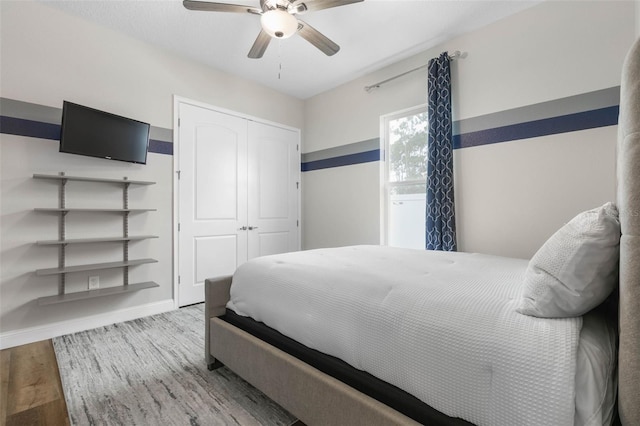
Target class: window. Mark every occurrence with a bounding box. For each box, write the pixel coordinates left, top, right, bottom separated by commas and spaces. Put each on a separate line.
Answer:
381, 106, 428, 249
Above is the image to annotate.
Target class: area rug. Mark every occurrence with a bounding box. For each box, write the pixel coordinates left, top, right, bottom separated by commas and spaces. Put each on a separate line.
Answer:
53, 304, 297, 425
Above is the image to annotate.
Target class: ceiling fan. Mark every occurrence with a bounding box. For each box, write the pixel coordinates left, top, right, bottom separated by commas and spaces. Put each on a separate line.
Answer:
183, 0, 363, 59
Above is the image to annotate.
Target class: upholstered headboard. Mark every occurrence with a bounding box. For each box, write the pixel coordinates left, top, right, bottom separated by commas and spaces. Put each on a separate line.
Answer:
617, 36, 640, 426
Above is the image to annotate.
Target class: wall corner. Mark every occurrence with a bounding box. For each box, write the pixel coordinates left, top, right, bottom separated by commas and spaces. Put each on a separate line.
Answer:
636, 0, 640, 37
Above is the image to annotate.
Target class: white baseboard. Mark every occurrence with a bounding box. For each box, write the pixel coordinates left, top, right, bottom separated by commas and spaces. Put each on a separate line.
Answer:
0, 299, 176, 350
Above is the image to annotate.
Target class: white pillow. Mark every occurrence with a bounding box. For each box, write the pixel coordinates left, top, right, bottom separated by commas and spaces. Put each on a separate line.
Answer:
517, 202, 620, 318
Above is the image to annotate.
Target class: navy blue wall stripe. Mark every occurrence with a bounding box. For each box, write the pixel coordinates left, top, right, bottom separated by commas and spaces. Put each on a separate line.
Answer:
149, 139, 173, 155
453, 105, 619, 149
0, 115, 172, 155
0, 116, 61, 141
302, 149, 380, 172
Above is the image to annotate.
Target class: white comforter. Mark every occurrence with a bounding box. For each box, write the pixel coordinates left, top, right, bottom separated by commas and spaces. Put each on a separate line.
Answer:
228, 246, 584, 425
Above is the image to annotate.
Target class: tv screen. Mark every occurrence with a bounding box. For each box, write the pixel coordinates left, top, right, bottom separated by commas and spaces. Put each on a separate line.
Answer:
59, 101, 150, 164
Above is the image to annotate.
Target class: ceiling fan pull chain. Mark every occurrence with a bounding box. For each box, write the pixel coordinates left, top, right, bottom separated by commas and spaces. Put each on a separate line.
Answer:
278, 39, 283, 80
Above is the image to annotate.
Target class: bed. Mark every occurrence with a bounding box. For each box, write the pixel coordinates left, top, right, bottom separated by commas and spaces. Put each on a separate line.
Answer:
203, 37, 640, 426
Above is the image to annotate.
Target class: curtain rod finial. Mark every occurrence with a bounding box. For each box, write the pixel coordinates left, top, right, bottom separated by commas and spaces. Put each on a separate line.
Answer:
449, 50, 467, 60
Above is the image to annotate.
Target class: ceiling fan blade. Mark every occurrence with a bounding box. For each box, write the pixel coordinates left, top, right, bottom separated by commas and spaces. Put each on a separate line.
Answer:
297, 20, 340, 56
248, 30, 272, 59
290, 0, 363, 14
183, 0, 261, 15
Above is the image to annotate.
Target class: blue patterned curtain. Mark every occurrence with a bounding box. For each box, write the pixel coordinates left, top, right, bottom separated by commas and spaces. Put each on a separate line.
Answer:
425, 52, 457, 251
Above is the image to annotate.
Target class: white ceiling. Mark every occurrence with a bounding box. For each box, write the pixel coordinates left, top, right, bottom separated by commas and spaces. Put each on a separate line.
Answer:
41, 0, 542, 99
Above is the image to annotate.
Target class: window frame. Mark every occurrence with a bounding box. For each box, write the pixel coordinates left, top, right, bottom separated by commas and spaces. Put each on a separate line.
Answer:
380, 103, 428, 246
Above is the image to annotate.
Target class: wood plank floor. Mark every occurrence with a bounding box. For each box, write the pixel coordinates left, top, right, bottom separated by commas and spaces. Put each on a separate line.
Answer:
1, 339, 306, 426
0, 340, 69, 426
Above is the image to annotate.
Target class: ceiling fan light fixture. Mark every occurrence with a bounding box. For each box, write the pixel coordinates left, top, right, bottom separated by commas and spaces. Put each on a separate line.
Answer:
260, 9, 298, 39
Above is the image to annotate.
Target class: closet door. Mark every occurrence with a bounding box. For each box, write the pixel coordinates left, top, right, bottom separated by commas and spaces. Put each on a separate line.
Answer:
178, 104, 248, 307
247, 121, 299, 259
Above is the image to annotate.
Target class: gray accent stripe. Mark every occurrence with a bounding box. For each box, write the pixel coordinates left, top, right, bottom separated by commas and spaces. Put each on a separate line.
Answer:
1, 98, 62, 124
302, 138, 380, 163
149, 127, 173, 142
454, 86, 620, 135
0, 97, 173, 143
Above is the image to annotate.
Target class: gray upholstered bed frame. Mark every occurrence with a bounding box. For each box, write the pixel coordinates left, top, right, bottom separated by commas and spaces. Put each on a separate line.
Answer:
616, 36, 639, 426
204, 37, 640, 426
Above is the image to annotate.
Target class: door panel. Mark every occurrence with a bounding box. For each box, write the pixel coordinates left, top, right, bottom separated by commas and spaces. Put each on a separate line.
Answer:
258, 232, 291, 257
247, 121, 299, 259
194, 235, 238, 282
195, 126, 239, 220
258, 139, 290, 219
178, 103, 248, 306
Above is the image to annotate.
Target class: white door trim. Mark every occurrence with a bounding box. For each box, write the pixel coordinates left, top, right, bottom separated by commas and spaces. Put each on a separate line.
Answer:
172, 95, 301, 308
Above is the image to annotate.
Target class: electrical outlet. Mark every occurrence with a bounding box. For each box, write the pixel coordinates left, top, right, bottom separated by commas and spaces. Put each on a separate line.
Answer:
88, 276, 100, 290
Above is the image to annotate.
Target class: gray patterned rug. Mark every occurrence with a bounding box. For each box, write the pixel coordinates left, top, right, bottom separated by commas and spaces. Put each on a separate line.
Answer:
53, 304, 297, 426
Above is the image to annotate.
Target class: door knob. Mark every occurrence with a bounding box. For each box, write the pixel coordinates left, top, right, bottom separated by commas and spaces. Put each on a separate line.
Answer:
238, 226, 247, 231
248, 226, 258, 230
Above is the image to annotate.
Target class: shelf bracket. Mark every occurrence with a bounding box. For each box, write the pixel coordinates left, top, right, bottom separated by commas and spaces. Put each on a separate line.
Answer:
58, 172, 67, 296
123, 177, 130, 286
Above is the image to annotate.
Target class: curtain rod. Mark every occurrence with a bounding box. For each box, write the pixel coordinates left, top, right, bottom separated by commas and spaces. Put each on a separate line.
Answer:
364, 51, 462, 93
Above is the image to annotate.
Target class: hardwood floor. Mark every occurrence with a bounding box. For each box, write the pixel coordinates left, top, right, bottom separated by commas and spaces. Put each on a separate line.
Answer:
0, 340, 69, 426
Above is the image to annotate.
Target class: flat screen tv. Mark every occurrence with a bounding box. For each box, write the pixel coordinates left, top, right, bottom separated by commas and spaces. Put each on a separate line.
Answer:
59, 101, 150, 164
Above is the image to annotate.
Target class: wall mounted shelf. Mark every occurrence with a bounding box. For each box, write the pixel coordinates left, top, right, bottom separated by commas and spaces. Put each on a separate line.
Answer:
36, 235, 158, 246
38, 281, 159, 306
34, 208, 156, 213
35, 258, 158, 276
33, 173, 155, 186
33, 172, 158, 305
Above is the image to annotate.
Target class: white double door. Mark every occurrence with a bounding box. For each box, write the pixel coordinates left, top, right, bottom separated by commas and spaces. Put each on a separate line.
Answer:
177, 103, 299, 306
